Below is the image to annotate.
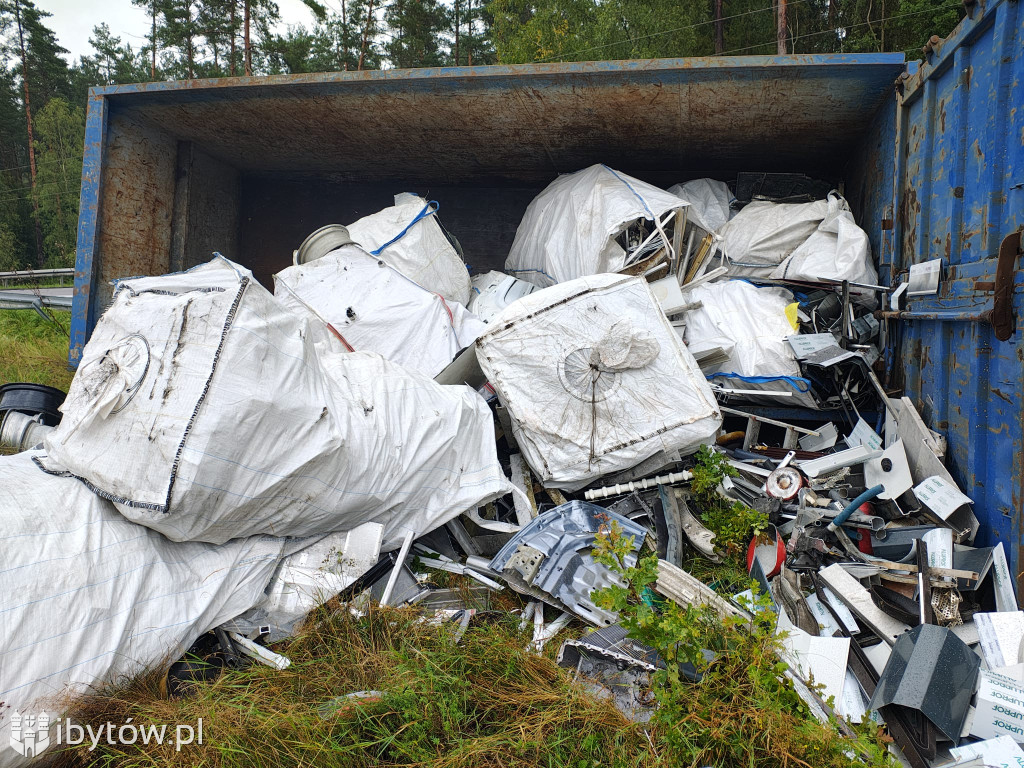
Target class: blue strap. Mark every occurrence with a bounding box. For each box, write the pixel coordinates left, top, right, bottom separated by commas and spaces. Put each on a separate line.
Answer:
707, 371, 812, 393
601, 164, 654, 219
370, 201, 439, 256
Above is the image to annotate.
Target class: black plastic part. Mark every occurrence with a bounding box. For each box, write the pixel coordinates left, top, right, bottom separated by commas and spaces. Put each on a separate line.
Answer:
0, 383, 66, 426
335, 550, 399, 603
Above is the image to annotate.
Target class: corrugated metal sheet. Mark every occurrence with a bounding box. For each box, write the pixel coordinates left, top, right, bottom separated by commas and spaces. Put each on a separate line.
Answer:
890, 0, 1024, 588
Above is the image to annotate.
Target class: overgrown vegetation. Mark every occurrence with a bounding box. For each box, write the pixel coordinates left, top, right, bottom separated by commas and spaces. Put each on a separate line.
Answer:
53, 607, 661, 768
690, 444, 769, 560
592, 521, 896, 768
0, 308, 72, 390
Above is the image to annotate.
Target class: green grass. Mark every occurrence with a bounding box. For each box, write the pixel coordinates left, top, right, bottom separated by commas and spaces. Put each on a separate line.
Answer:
0, 309, 75, 391
53, 605, 660, 768
50, 587, 892, 768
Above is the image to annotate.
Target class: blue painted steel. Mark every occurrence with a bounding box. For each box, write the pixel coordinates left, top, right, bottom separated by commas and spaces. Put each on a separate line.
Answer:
69, 93, 107, 367
889, 0, 1024, 589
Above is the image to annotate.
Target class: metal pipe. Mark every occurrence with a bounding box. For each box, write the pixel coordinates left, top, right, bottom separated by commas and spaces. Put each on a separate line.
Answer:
379, 529, 415, 606
0, 411, 54, 452
874, 309, 992, 323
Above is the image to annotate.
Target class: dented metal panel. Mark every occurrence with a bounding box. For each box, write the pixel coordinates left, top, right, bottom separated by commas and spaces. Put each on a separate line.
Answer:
892, 0, 1024, 590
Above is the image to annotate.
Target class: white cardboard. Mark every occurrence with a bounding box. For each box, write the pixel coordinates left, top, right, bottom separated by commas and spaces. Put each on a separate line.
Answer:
971, 671, 1024, 744
914, 475, 974, 520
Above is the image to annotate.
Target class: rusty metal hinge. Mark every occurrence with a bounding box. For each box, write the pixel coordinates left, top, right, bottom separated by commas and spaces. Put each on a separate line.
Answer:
993, 229, 1022, 342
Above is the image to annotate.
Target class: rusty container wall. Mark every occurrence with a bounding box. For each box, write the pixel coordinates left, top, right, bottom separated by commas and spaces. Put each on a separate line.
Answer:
886, 0, 1024, 592
71, 54, 908, 360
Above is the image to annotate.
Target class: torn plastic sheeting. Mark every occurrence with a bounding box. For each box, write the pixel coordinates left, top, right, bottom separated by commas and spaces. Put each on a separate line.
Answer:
228, 523, 385, 643
770, 192, 878, 294
667, 178, 734, 234
489, 501, 650, 626
41, 257, 510, 549
345, 193, 472, 305
476, 273, 721, 491
718, 197, 829, 278
467, 270, 539, 324
275, 244, 485, 378
684, 280, 816, 407
505, 164, 687, 287
0, 451, 291, 768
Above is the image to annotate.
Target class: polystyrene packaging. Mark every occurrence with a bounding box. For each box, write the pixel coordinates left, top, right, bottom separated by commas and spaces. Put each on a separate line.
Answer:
476, 273, 721, 490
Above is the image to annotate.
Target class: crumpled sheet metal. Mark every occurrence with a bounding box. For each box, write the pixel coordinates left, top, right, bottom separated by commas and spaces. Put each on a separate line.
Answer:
868, 624, 980, 744
489, 501, 650, 626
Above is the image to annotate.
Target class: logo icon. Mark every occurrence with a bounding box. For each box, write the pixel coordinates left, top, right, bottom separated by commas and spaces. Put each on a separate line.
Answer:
9, 711, 51, 758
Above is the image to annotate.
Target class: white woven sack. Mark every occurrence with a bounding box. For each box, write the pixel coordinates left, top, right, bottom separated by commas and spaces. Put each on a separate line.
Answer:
275, 244, 485, 378
346, 193, 472, 305
0, 451, 287, 768
42, 257, 509, 548
476, 274, 721, 490
505, 165, 687, 287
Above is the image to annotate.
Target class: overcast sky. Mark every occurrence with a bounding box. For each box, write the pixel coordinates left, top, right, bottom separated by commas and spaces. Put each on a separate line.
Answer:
37, 0, 321, 63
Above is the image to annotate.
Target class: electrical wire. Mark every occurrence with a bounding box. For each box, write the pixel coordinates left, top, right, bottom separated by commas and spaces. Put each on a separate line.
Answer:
534, 0, 814, 63
719, 3, 963, 55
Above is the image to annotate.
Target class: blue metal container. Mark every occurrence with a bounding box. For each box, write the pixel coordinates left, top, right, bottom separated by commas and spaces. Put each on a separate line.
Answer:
71, 0, 1022, 587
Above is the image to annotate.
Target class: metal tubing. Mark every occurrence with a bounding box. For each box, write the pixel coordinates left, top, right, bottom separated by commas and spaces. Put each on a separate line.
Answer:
379, 529, 415, 606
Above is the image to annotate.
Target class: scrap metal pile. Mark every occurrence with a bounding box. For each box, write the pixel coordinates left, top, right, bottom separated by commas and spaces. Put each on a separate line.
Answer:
0, 166, 1017, 767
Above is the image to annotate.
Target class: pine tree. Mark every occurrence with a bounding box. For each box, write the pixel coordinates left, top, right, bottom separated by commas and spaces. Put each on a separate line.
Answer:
385, 0, 452, 69
32, 97, 83, 268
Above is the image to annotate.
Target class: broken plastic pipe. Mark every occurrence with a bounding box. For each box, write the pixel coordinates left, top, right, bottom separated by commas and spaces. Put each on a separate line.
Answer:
826, 484, 884, 533
379, 529, 416, 606
227, 631, 292, 670
584, 470, 693, 500
531, 611, 573, 652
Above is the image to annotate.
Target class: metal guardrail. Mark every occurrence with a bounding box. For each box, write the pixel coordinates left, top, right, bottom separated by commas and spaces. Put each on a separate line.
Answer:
0, 292, 73, 323
0, 268, 75, 287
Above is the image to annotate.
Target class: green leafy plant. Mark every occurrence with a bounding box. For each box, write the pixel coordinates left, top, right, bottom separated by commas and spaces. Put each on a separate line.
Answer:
691, 445, 769, 559
592, 521, 897, 768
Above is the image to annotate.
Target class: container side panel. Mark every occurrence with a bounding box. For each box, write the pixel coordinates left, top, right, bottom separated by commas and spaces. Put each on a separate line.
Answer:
94, 110, 178, 313
895, 0, 1024, 593
239, 179, 540, 287
70, 94, 108, 367
846, 94, 897, 271
107, 57, 905, 186
187, 147, 238, 267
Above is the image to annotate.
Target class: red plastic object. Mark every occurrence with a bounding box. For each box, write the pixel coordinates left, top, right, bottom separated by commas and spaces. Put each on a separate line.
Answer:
747, 524, 785, 579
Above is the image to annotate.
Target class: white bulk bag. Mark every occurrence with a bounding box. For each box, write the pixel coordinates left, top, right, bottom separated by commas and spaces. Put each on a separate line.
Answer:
467, 270, 539, 323
42, 257, 510, 548
505, 165, 687, 287
684, 280, 814, 406
346, 193, 471, 305
771, 192, 878, 288
476, 274, 721, 490
275, 244, 485, 378
667, 178, 734, 233
718, 198, 830, 277
0, 451, 287, 768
